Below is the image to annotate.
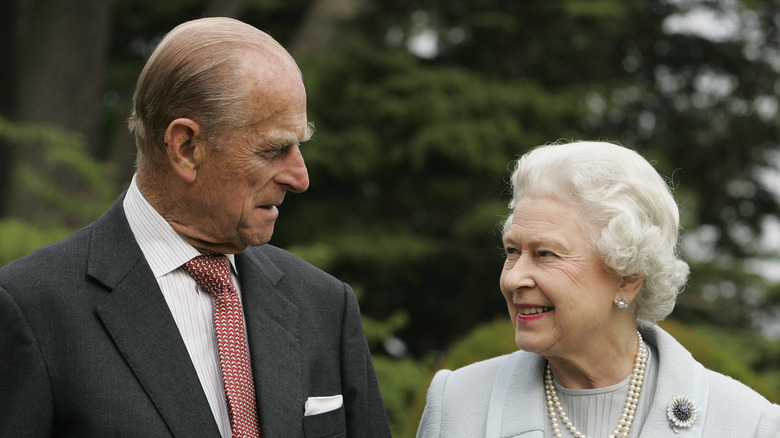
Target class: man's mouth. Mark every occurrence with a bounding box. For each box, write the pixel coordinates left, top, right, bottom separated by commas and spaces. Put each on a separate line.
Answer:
518, 306, 553, 315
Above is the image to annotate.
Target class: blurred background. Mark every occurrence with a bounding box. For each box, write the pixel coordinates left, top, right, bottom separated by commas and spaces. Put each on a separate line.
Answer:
2, 0, 780, 435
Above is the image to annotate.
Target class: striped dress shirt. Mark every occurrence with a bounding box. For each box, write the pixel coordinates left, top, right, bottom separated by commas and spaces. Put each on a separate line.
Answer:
123, 175, 242, 438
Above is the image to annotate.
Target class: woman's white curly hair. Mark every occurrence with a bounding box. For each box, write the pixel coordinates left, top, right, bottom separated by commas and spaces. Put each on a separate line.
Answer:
503, 141, 689, 323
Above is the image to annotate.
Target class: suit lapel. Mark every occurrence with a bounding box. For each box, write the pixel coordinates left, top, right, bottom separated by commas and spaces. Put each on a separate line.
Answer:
90, 199, 220, 437
236, 249, 303, 437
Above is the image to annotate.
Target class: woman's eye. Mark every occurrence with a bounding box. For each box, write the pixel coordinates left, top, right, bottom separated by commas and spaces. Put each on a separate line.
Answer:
538, 250, 556, 258
502, 247, 517, 259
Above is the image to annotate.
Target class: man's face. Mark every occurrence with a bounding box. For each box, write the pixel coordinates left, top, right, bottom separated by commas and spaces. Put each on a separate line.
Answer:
182, 52, 310, 253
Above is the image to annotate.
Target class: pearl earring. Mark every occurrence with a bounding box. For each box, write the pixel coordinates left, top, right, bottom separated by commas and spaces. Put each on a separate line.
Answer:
614, 297, 629, 309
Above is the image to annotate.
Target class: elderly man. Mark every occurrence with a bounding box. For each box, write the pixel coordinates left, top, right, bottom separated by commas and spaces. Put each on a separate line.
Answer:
0, 17, 391, 437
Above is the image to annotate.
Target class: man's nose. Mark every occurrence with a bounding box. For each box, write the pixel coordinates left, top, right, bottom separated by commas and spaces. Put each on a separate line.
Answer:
279, 144, 309, 193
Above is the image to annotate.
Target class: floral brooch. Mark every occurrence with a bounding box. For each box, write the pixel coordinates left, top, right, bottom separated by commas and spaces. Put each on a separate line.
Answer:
667, 395, 698, 433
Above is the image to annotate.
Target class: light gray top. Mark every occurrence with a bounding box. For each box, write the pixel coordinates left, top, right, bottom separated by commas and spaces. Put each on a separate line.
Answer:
417, 323, 780, 438
545, 344, 658, 437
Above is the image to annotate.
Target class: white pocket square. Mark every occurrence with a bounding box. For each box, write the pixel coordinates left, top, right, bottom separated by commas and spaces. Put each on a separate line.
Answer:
304, 394, 343, 416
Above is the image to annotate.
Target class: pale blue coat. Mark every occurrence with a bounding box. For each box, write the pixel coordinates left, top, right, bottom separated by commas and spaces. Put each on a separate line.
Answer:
417, 323, 780, 438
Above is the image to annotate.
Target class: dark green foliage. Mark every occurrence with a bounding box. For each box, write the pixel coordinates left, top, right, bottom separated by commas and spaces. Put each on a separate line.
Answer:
660, 319, 780, 402
0, 218, 71, 267
344, 0, 780, 357
0, 116, 117, 265
373, 356, 433, 438
0, 117, 116, 224
273, 42, 585, 353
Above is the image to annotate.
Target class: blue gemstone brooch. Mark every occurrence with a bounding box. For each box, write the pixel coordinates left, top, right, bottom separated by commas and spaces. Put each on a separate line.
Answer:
667, 395, 698, 433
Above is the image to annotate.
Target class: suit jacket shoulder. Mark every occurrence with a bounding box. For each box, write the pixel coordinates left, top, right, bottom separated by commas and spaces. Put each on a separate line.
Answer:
417, 356, 502, 438
0, 196, 145, 305
0, 197, 220, 437
245, 243, 345, 289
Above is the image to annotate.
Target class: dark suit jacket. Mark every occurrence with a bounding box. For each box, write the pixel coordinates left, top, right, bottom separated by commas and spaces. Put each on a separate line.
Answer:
0, 196, 391, 437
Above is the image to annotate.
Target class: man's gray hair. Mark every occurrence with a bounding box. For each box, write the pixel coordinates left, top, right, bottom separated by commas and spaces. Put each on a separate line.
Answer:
128, 17, 295, 168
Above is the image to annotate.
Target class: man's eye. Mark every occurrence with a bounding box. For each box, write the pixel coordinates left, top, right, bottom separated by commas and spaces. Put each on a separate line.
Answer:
258, 143, 293, 159
257, 147, 283, 159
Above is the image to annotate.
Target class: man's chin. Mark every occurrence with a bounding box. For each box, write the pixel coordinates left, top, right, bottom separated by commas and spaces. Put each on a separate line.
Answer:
237, 227, 275, 249
183, 232, 257, 254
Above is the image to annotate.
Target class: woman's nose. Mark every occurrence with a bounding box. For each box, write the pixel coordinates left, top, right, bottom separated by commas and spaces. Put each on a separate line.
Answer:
501, 256, 536, 292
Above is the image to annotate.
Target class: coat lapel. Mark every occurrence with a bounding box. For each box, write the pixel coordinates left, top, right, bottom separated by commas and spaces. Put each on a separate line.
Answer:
638, 324, 705, 438
90, 199, 220, 437
502, 352, 548, 436
237, 249, 303, 437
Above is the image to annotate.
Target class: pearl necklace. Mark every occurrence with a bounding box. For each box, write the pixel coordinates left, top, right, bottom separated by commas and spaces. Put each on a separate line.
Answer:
544, 331, 648, 438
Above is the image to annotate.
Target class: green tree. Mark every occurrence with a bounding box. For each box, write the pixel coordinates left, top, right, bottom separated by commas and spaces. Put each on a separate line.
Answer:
0, 116, 116, 266
333, 0, 780, 357
275, 43, 585, 353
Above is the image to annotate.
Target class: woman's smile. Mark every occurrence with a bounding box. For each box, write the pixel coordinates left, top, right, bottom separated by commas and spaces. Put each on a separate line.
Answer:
516, 305, 553, 316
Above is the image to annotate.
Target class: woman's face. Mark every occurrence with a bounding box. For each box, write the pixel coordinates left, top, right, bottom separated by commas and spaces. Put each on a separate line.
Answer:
500, 196, 626, 360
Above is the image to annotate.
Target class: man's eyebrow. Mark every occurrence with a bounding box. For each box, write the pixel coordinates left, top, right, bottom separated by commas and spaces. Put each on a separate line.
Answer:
303, 121, 315, 142
266, 122, 315, 148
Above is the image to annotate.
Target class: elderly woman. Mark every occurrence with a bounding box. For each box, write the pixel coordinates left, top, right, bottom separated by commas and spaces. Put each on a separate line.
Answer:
417, 141, 780, 438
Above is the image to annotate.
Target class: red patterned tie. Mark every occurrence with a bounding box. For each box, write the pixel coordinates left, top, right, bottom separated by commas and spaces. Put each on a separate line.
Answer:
185, 254, 261, 438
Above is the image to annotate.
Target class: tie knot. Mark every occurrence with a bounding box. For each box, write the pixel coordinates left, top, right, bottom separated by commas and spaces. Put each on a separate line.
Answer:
184, 254, 233, 297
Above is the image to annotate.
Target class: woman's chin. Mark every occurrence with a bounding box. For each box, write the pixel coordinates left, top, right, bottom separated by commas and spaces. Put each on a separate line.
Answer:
514, 332, 546, 354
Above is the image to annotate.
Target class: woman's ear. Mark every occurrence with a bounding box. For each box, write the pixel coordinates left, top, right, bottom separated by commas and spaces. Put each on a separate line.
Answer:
618, 274, 644, 304
164, 118, 204, 183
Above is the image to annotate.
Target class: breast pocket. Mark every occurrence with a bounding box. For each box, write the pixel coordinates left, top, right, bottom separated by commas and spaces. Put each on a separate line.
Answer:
302, 406, 346, 438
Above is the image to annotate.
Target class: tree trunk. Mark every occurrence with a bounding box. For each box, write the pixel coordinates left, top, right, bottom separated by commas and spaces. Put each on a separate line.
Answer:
289, 0, 367, 55
9, 0, 115, 222
0, 0, 22, 216
16, 0, 114, 149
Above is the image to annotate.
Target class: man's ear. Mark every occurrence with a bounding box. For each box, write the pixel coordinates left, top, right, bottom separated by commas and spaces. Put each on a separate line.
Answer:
164, 118, 204, 183
618, 274, 644, 304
